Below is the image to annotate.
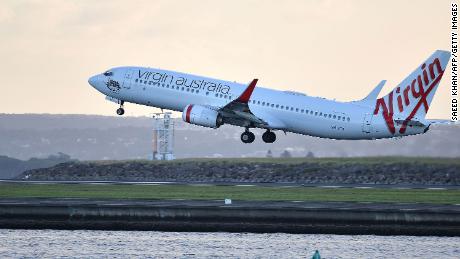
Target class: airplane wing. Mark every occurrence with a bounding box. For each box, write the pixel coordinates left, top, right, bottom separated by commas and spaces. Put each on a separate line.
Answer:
361, 80, 386, 101
217, 79, 271, 129
349, 80, 386, 106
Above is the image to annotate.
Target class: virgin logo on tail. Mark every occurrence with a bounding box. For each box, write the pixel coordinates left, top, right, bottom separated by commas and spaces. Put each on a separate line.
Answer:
373, 58, 444, 134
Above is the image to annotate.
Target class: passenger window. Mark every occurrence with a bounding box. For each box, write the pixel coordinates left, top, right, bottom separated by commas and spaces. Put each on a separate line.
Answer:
296, 108, 299, 112
310, 111, 313, 115
333, 115, 336, 119
338, 116, 341, 120
281, 106, 284, 109
271, 104, 274, 107
319, 112, 322, 116
328, 114, 332, 118
276, 104, 279, 108
135, 79, 138, 83
347, 117, 350, 121
191, 89, 194, 93
301, 109, 304, 113
186, 88, 190, 92
206, 92, 209, 95
315, 112, 318, 116
262, 102, 265, 106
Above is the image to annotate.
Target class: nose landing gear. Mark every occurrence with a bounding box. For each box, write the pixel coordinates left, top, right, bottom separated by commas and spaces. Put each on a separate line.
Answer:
116, 108, 125, 115
116, 101, 125, 116
241, 129, 255, 144
262, 130, 276, 143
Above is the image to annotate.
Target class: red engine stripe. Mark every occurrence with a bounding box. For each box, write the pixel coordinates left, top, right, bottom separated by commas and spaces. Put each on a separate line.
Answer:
185, 104, 193, 123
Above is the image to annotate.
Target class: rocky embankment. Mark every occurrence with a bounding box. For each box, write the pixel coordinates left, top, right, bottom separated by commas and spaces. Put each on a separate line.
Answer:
17, 158, 460, 185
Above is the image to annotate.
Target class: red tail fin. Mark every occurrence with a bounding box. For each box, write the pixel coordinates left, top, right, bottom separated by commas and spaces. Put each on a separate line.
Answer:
373, 50, 450, 134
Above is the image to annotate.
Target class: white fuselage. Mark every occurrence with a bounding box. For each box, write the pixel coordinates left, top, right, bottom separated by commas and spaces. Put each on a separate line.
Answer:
89, 66, 427, 140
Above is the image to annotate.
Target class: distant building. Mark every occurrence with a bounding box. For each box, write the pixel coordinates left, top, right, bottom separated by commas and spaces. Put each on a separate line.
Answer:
266, 150, 273, 158
280, 149, 292, 158
152, 112, 175, 160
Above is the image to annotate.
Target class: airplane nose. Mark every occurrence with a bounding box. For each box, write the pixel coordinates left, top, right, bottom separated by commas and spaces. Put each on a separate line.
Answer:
88, 75, 98, 87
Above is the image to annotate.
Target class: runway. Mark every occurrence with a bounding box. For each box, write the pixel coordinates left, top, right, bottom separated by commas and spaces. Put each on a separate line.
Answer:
1, 179, 459, 190
0, 198, 458, 211
0, 198, 460, 214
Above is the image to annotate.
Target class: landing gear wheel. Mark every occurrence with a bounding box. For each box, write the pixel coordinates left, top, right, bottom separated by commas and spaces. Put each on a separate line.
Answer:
116, 107, 125, 116
241, 131, 255, 143
262, 130, 276, 143
116, 101, 125, 116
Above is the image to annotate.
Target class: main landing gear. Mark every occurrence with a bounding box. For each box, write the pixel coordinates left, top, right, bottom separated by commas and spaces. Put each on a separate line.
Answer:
262, 130, 276, 143
241, 129, 255, 144
116, 101, 125, 116
240, 129, 277, 144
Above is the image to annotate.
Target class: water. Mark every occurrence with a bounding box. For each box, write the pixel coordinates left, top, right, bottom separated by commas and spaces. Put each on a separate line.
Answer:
0, 230, 458, 258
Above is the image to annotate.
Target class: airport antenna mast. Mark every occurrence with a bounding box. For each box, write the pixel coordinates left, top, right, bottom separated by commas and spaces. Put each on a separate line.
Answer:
152, 112, 175, 160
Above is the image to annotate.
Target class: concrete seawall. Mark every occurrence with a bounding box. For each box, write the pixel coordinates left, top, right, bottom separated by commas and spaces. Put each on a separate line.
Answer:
0, 199, 459, 236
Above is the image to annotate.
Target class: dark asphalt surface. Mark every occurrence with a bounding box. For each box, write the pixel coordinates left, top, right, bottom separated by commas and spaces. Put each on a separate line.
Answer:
1, 198, 459, 212
1, 180, 459, 190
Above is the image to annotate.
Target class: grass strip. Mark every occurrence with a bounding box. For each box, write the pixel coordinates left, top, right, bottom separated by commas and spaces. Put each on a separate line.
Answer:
0, 183, 459, 204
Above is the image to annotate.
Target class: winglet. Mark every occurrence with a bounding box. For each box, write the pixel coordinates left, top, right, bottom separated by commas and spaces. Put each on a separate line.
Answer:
361, 80, 386, 101
236, 79, 258, 103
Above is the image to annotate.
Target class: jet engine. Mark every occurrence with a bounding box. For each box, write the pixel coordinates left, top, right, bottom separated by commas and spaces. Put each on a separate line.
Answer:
182, 104, 223, 128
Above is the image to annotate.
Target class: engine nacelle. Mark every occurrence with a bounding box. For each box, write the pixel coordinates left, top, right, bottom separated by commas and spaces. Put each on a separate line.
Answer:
182, 104, 223, 128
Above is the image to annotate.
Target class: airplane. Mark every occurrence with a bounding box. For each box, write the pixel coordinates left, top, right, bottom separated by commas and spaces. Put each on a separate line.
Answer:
88, 50, 451, 143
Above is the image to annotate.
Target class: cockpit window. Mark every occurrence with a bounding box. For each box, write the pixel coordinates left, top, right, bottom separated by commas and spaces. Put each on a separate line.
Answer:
103, 71, 113, 76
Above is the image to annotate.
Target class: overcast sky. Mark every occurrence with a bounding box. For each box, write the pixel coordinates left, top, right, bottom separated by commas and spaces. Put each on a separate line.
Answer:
0, 0, 451, 117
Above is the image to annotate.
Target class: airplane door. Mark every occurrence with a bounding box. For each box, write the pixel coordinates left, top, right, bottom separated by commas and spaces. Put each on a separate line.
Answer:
362, 113, 373, 133
123, 69, 134, 89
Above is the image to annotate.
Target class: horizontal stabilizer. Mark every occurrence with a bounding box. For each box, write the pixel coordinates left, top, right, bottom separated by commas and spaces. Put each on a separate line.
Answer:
394, 119, 427, 127
426, 119, 456, 125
